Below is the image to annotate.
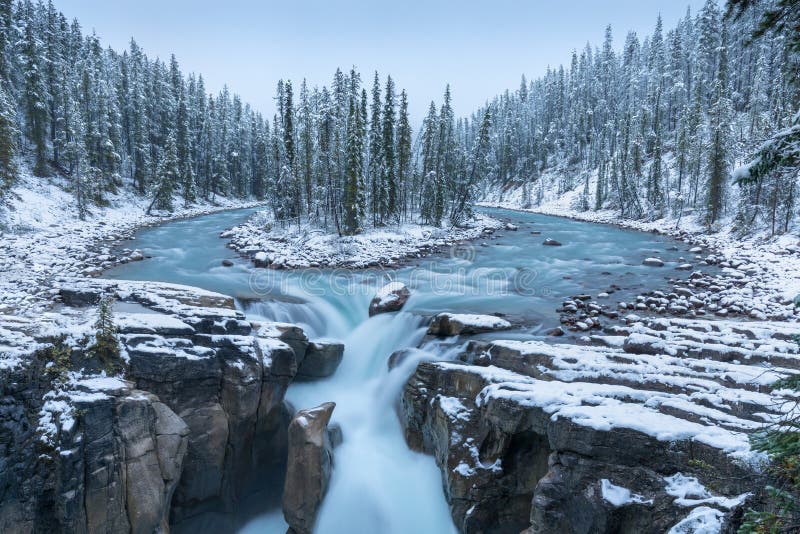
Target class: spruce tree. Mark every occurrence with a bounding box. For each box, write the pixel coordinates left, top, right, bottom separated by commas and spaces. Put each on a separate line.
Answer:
368, 72, 382, 226
22, 11, 49, 176
0, 83, 17, 192
396, 90, 412, 222
150, 132, 179, 213
381, 75, 396, 222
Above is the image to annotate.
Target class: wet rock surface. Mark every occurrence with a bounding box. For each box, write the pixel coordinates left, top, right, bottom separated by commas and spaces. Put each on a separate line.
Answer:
368, 282, 411, 316
428, 313, 512, 336
283, 402, 336, 534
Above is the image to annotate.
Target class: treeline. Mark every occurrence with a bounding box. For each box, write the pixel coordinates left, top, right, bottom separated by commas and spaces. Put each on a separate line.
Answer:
0, 0, 491, 233
267, 73, 491, 234
471, 0, 799, 233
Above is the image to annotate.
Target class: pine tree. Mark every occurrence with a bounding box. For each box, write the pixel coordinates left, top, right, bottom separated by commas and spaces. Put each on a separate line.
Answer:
91, 295, 122, 374
396, 89, 412, 222
22, 8, 49, 176
368, 72, 382, 225
149, 132, 179, 213
0, 83, 17, 192
705, 26, 731, 227
381, 75, 396, 222
342, 96, 363, 235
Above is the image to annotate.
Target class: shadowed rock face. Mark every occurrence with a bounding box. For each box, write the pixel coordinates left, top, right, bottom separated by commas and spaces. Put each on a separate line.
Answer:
283, 402, 336, 534
0, 278, 318, 534
401, 317, 800, 533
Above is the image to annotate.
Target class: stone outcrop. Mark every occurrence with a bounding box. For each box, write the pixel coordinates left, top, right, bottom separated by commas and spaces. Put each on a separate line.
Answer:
296, 340, 344, 380
283, 402, 336, 534
427, 313, 512, 336
0, 277, 322, 533
368, 282, 411, 316
402, 317, 800, 533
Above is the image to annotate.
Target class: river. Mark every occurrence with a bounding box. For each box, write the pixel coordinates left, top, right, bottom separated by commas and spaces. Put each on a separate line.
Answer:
105, 206, 691, 533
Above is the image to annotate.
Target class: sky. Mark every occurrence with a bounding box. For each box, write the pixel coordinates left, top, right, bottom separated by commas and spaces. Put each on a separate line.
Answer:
53, 0, 709, 124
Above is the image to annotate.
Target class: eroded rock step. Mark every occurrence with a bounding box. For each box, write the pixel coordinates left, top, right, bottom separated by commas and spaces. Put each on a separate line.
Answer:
401, 316, 800, 533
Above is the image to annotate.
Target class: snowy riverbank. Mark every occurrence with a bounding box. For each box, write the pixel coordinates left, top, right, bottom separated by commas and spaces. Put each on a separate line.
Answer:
223, 210, 504, 269
0, 173, 265, 314
479, 186, 800, 325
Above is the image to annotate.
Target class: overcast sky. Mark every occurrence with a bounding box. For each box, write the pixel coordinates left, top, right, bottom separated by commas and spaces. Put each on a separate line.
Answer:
53, 0, 708, 124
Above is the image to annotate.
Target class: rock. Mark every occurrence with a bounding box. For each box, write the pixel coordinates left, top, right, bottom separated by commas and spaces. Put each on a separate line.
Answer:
427, 313, 512, 336
543, 238, 562, 246
505, 223, 519, 231
129, 249, 144, 261
546, 327, 565, 336
283, 403, 336, 534
642, 257, 665, 267
253, 251, 272, 267
387, 347, 428, 370
368, 282, 411, 316
296, 340, 344, 380
675, 263, 692, 270
401, 328, 784, 534
221, 259, 234, 267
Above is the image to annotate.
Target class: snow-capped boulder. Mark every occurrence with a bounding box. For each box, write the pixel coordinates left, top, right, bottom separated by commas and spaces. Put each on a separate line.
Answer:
642, 257, 665, 267
283, 402, 336, 534
129, 249, 144, 261
427, 313, 512, 336
296, 340, 344, 380
368, 282, 411, 316
505, 223, 519, 231
253, 251, 272, 267
543, 238, 562, 246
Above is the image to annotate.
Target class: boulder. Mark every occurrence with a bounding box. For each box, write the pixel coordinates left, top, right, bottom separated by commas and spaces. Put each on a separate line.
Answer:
543, 238, 562, 246
642, 257, 665, 267
283, 402, 336, 534
222, 259, 234, 267
368, 282, 411, 316
505, 223, 519, 231
296, 340, 344, 380
253, 251, 272, 267
427, 313, 512, 336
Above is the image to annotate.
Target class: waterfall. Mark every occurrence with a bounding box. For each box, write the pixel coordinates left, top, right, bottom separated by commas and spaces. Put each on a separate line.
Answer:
243, 296, 458, 534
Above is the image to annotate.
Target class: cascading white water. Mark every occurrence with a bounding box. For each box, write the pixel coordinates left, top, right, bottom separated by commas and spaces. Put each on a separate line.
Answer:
242, 290, 459, 534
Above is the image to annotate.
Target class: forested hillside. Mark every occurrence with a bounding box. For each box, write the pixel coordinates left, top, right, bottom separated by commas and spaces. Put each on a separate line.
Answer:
0, 0, 489, 234
1, 0, 798, 239
472, 0, 799, 235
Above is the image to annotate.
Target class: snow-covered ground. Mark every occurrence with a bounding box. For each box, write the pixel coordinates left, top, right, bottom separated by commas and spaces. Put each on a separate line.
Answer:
0, 171, 263, 314
224, 210, 503, 269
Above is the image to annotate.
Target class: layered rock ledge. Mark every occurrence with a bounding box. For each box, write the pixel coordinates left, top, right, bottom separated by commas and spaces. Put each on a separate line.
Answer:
401, 315, 800, 533
0, 278, 338, 533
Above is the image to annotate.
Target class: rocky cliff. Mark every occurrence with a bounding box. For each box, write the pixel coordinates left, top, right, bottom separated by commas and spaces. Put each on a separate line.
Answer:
0, 278, 335, 533
401, 316, 800, 533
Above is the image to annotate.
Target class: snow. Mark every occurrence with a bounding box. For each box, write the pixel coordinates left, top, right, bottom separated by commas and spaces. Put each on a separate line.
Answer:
437, 395, 471, 422
0, 170, 263, 315
664, 473, 750, 509
437, 313, 512, 330
600, 479, 652, 507
667, 507, 725, 534
115, 312, 195, 334
226, 210, 503, 269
